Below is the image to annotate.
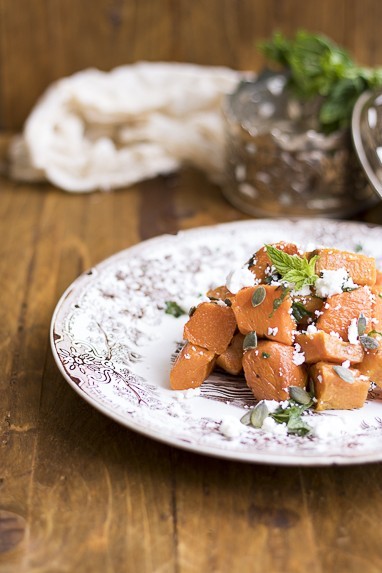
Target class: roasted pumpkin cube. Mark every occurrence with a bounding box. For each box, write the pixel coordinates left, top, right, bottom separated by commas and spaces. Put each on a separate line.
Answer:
232, 285, 296, 346
359, 335, 382, 387
295, 331, 364, 364
170, 343, 216, 390
315, 248, 376, 286
310, 362, 370, 411
216, 332, 244, 375
316, 286, 373, 341
183, 302, 237, 354
293, 295, 324, 329
206, 285, 233, 301
242, 340, 307, 401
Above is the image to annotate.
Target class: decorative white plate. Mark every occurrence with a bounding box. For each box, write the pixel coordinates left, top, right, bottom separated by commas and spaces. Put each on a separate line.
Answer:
51, 219, 382, 466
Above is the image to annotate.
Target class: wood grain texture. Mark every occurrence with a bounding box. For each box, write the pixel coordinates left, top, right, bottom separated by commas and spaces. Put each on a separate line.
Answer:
1, 166, 382, 573
2, 0, 382, 128
1, 1, 382, 571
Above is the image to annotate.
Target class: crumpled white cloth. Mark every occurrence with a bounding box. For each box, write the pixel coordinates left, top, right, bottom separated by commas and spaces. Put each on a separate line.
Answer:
9, 62, 242, 192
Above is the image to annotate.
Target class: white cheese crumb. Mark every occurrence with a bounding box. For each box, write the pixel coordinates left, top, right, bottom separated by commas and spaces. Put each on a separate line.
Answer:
267, 327, 278, 336
341, 360, 351, 369
330, 331, 342, 340
306, 324, 318, 334
315, 268, 358, 298
262, 399, 280, 413
292, 284, 311, 296
219, 416, 243, 439
261, 417, 288, 435
309, 415, 347, 439
175, 387, 202, 400
184, 353, 191, 360
348, 318, 359, 345
317, 374, 323, 383
225, 266, 258, 294
292, 343, 305, 365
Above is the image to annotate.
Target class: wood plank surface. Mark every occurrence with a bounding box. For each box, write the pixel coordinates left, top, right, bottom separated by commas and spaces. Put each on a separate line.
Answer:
2, 0, 382, 129
1, 1, 382, 571
0, 166, 382, 573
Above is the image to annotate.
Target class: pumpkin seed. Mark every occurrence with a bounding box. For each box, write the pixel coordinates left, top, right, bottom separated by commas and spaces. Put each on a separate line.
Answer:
289, 386, 312, 405
243, 331, 258, 351
240, 411, 252, 426
357, 313, 367, 336
251, 286, 266, 307
360, 335, 379, 350
250, 401, 269, 428
333, 365, 355, 383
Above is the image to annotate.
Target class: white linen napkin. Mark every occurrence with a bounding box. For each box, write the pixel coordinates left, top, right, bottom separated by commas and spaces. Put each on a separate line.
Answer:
9, 62, 242, 192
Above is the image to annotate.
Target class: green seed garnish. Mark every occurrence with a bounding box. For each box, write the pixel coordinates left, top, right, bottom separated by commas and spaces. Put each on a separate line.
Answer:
251, 286, 266, 307
243, 331, 258, 351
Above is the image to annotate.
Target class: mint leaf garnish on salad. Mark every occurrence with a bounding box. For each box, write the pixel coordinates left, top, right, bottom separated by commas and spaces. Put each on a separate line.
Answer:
165, 301, 186, 318
265, 244, 318, 290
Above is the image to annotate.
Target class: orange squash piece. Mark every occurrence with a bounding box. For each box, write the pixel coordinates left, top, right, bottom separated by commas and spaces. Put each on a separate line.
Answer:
248, 242, 300, 282
358, 335, 382, 387
242, 340, 307, 401
315, 248, 376, 286
170, 343, 216, 390
206, 285, 233, 301
295, 331, 364, 364
316, 286, 374, 341
216, 332, 244, 375
232, 285, 296, 345
376, 271, 382, 286
310, 362, 370, 411
183, 302, 237, 355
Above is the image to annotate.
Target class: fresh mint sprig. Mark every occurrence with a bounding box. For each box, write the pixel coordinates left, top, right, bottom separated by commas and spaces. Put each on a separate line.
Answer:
265, 244, 318, 290
259, 31, 382, 133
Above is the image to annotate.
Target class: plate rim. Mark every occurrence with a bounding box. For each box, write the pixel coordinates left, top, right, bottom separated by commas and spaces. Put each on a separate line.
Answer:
50, 217, 382, 466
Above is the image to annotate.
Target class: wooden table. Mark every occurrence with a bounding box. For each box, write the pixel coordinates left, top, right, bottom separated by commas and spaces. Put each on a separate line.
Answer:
2, 163, 382, 573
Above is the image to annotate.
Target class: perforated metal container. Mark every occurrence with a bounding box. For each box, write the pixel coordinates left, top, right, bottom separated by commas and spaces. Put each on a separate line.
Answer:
222, 72, 378, 218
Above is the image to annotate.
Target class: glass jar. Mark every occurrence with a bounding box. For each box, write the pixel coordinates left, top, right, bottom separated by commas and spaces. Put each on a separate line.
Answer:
222, 71, 378, 218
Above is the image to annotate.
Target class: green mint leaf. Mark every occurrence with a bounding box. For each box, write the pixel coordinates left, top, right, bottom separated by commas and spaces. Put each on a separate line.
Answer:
291, 301, 312, 323
165, 301, 186, 318
270, 285, 290, 317
265, 245, 318, 290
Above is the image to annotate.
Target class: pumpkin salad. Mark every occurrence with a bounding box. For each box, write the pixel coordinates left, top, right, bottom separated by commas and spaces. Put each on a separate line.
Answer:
169, 242, 382, 436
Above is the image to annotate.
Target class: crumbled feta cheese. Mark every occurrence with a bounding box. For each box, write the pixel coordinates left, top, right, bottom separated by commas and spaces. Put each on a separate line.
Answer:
261, 417, 288, 435
263, 399, 280, 413
306, 324, 318, 334
175, 387, 201, 400
292, 343, 305, 365
214, 299, 228, 307
342, 360, 351, 369
315, 268, 358, 298
267, 327, 278, 336
309, 415, 347, 439
220, 416, 243, 439
184, 353, 191, 360
348, 318, 359, 345
330, 331, 342, 340
292, 284, 311, 296
225, 266, 258, 294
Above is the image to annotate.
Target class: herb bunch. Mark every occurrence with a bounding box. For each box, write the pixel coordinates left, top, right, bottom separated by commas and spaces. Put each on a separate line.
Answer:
259, 31, 382, 133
